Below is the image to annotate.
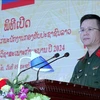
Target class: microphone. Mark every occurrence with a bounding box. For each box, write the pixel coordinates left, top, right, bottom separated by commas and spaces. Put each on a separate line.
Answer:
36, 52, 69, 81
17, 53, 60, 78
47, 53, 60, 61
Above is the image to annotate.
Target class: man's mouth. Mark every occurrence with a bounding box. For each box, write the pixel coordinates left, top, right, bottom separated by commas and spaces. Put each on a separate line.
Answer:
83, 38, 90, 40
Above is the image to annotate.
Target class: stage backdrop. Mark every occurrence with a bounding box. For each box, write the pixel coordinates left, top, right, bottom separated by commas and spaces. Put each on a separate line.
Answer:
0, 0, 100, 82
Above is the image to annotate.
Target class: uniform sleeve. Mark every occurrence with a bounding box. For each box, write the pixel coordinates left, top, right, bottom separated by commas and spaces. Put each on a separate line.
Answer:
70, 68, 76, 83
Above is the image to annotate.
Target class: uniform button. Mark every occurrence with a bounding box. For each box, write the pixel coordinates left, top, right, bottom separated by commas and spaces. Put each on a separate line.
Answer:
79, 69, 82, 72
77, 76, 79, 78
85, 74, 87, 76
93, 73, 95, 76
88, 62, 90, 64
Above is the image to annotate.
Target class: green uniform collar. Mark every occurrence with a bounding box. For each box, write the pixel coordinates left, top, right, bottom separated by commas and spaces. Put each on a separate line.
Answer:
79, 46, 100, 61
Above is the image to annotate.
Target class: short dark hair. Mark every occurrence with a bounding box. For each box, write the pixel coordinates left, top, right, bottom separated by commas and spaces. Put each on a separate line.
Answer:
80, 14, 100, 29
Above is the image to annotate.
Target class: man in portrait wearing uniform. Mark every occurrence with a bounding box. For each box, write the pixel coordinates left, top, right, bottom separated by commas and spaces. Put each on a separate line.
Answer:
70, 14, 100, 89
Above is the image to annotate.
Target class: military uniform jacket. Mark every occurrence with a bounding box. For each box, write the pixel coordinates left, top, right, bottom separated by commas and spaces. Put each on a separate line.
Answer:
70, 47, 100, 89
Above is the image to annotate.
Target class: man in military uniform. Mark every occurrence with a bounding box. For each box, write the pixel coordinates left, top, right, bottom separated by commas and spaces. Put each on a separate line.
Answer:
70, 14, 100, 89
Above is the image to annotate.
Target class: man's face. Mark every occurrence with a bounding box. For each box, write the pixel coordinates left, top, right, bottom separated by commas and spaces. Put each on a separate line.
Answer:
80, 19, 100, 47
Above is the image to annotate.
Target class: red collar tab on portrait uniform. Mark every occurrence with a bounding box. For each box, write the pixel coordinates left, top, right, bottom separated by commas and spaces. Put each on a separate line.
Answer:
96, 49, 100, 57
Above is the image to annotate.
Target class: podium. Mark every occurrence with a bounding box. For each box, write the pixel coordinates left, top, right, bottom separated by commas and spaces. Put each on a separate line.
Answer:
26, 79, 100, 100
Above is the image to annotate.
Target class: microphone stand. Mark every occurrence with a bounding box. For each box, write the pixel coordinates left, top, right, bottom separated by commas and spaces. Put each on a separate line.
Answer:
36, 56, 65, 81
16, 53, 60, 79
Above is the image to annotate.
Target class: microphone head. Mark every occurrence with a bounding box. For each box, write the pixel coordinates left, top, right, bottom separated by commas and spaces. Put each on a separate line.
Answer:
64, 52, 69, 57
54, 53, 60, 58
